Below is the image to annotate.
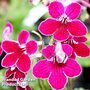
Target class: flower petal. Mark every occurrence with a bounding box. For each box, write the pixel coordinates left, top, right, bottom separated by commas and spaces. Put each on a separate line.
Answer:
6, 74, 16, 84
2, 53, 18, 68
62, 44, 73, 57
69, 52, 76, 59
6, 22, 13, 32
0, 46, 3, 55
39, 19, 60, 36
65, 3, 81, 19
73, 43, 90, 57
26, 86, 32, 90
73, 36, 87, 42
15, 69, 25, 79
49, 1, 64, 18
17, 54, 31, 73
18, 30, 30, 44
49, 71, 67, 89
33, 60, 51, 79
2, 41, 19, 53
16, 86, 25, 90
64, 58, 82, 77
26, 40, 38, 55
3, 22, 13, 41
67, 20, 87, 36
5, 69, 15, 78
53, 27, 69, 41
42, 45, 55, 59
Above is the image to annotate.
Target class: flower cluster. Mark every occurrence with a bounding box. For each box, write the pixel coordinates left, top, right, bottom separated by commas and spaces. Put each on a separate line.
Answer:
0, 1, 90, 90
1, 23, 38, 90
33, 1, 90, 90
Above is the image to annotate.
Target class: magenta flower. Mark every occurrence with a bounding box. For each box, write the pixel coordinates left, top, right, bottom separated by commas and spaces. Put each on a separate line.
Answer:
33, 43, 81, 89
1, 30, 38, 73
39, 1, 87, 41
63, 36, 90, 57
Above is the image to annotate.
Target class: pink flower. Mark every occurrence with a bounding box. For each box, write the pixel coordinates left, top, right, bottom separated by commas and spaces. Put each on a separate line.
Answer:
63, 36, 90, 57
39, 1, 87, 41
3, 22, 13, 41
1, 30, 38, 73
33, 43, 82, 89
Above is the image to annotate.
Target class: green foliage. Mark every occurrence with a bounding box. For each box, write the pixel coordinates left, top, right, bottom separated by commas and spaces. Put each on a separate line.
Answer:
0, 0, 31, 41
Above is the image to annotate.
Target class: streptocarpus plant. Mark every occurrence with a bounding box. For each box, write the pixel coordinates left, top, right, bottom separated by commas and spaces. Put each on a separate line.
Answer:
0, 1, 90, 90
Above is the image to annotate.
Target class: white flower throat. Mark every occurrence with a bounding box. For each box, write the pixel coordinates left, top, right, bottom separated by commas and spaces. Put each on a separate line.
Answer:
55, 42, 68, 63
59, 14, 70, 24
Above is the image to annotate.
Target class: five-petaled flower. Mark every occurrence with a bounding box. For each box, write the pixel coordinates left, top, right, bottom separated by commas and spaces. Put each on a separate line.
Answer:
33, 42, 82, 90
39, 1, 87, 41
1, 30, 38, 73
